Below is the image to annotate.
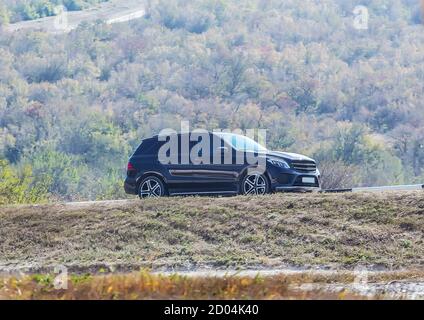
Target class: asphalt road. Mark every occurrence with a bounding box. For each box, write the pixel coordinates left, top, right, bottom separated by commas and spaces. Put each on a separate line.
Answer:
4, 0, 145, 34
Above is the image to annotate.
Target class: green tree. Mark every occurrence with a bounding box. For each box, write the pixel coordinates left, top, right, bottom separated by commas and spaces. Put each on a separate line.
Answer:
0, 159, 49, 205
19, 3, 40, 21
0, 5, 10, 25
30, 148, 80, 198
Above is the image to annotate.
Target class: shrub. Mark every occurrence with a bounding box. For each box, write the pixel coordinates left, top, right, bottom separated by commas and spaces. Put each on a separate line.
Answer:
0, 159, 49, 205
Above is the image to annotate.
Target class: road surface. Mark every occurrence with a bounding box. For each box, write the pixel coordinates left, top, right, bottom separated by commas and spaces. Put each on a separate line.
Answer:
4, 0, 145, 34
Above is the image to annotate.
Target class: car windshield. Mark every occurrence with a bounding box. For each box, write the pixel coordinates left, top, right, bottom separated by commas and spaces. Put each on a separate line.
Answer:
217, 133, 267, 153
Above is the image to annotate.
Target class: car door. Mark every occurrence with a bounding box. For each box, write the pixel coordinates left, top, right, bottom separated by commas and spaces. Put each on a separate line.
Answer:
164, 133, 239, 194
208, 135, 245, 191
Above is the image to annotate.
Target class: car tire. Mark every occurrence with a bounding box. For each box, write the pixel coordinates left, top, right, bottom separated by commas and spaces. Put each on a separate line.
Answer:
240, 172, 270, 195
138, 176, 167, 198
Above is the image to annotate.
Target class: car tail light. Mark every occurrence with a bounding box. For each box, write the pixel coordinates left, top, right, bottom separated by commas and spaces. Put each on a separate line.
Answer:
127, 162, 135, 171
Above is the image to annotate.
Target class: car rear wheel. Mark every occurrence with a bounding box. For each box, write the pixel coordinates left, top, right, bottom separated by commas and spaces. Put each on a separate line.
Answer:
139, 176, 166, 198
241, 172, 270, 195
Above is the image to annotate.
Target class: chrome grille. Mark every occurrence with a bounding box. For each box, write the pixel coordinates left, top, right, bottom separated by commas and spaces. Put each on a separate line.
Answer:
291, 161, 317, 172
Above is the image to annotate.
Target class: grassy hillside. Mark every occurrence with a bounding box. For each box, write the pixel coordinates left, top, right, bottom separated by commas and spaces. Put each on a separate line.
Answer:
1, 0, 424, 202
1, 191, 423, 272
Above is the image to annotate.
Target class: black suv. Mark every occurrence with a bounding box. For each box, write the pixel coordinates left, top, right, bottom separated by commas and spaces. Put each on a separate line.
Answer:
124, 132, 320, 197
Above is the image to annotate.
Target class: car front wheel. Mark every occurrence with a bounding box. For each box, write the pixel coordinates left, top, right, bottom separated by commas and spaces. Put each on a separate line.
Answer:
241, 172, 270, 195
139, 176, 166, 198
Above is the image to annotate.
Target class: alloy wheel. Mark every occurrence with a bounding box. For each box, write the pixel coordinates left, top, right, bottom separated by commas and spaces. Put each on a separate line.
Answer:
139, 178, 163, 198
243, 173, 268, 195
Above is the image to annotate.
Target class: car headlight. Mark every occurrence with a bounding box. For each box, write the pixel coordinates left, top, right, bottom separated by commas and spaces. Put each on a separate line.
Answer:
267, 159, 290, 169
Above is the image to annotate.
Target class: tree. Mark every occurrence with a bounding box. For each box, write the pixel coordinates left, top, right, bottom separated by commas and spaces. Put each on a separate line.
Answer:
319, 160, 360, 189
332, 123, 368, 165
0, 159, 49, 205
0, 5, 10, 26
0, 0, 423, 202
391, 125, 424, 178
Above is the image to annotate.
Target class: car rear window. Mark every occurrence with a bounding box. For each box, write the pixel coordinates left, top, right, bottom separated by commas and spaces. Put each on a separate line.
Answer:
134, 138, 165, 156
134, 139, 156, 155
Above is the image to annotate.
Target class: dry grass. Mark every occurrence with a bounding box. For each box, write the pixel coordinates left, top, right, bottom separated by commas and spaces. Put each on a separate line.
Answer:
2, 270, 423, 300
1, 270, 414, 300
0, 191, 423, 272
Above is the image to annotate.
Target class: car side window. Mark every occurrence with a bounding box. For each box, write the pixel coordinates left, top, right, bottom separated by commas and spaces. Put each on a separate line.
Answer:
189, 140, 200, 156
189, 136, 208, 162
210, 136, 234, 164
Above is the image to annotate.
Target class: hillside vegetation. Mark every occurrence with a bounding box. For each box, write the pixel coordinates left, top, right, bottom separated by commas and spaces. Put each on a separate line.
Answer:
1, 192, 423, 272
0, 0, 424, 202
0, 1, 109, 24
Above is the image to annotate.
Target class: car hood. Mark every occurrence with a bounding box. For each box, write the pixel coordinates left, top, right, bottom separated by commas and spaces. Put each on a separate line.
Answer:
266, 151, 315, 162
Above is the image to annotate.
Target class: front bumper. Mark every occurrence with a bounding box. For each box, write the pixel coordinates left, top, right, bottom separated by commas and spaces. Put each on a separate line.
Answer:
268, 167, 321, 192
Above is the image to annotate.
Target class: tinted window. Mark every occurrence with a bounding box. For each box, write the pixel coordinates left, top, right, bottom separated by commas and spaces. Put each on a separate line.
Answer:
134, 138, 158, 155
218, 133, 267, 152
